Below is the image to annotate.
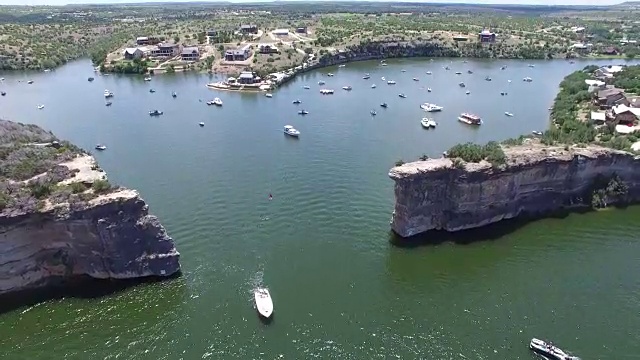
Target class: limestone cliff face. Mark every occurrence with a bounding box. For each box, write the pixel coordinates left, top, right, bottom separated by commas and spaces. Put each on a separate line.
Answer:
389, 144, 640, 237
0, 120, 180, 296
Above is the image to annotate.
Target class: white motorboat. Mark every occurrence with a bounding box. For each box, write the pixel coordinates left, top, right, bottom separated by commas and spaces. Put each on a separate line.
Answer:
458, 113, 482, 125
327, 73, 334, 77
398, 93, 406, 98
381, 63, 388, 66
213, 97, 223, 106
528, 64, 535, 68
318, 80, 325, 85
401, 69, 406, 72
265, 93, 273, 98
532, 130, 543, 136
421, 118, 436, 128
298, 110, 309, 115
370, 110, 377, 116
427, 88, 432, 92
387, 80, 396, 85
144, 76, 152, 81
371, 84, 376, 89
37, 104, 44, 109
380, 103, 388, 108
320, 89, 334, 94
455, 71, 462, 75
508, 80, 512, 83
465, 90, 471, 95
292, 99, 301, 104
104, 89, 114, 98
199, 122, 205, 127
420, 103, 443, 112
342, 86, 352, 91
303, 85, 310, 89
426, 71, 432, 75
381, 76, 386, 81
363, 75, 370, 80
149, 110, 163, 116
529, 338, 579, 360
413, 77, 419, 81
505, 112, 514, 117
95, 144, 107, 151
485, 76, 492, 81
338, 64, 346, 68
284, 125, 300, 137
523, 77, 533, 82
27, 80, 34, 84
254, 288, 274, 318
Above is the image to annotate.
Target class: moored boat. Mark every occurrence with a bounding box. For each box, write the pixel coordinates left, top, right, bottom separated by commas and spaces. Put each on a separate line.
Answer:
199, 122, 205, 127
172, 92, 177, 98
363, 75, 370, 80
265, 93, 273, 97
505, 112, 514, 117
318, 80, 325, 85
413, 78, 419, 81
532, 130, 543, 136
371, 84, 377, 88
342, 86, 352, 91
149, 88, 156, 93
105, 101, 112, 106
380, 103, 388, 108
458, 113, 482, 125
37, 104, 44, 109
104, 89, 114, 98
420, 103, 443, 112
455, 71, 462, 75
427, 87, 432, 92
421, 118, 436, 128
485, 76, 492, 81
298, 110, 309, 115
387, 80, 396, 85
95, 144, 107, 151
149, 109, 163, 116
523, 77, 533, 82
254, 288, 274, 318
467, 70, 473, 74
213, 97, 223, 106
327, 73, 334, 77
27, 80, 34, 84
292, 99, 301, 104
303, 85, 310, 89
529, 338, 579, 360
88, 77, 94, 82
144, 76, 152, 81
459, 82, 466, 87
398, 93, 406, 98
466, 90, 471, 95
370, 110, 377, 116
320, 89, 334, 94
338, 64, 346, 68
426, 71, 432, 75
284, 125, 300, 137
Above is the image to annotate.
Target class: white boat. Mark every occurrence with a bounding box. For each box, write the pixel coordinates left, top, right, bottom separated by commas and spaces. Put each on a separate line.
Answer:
455, 71, 462, 75
398, 93, 406, 98
370, 110, 377, 116
320, 89, 334, 94
318, 80, 325, 85
508, 80, 512, 83
284, 125, 300, 137
401, 69, 406, 72
421, 103, 443, 112
292, 99, 301, 104
338, 64, 346, 68
505, 112, 514, 117
327, 73, 334, 77
458, 113, 482, 125
37, 104, 44, 109
426, 71, 432, 75
95, 144, 107, 151
265, 93, 273, 98
427, 88, 432, 92
465, 90, 471, 95
342, 86, 352, 91
371, 84, 377, 88
254, 288, 274, 318
199, 122, 205, 127
532, 130, 543, 136
387, 80, 396, 85
528, 64, 535, 68
381, 77, 386, 81
149, 110, 163, 116
104, 89, 114, 98
413, 78, 419, 81
213, 97, 223, 106
421, 118, 436, 128
381, 63, 388, 67
298, 110, 309, 115
27, 80, 34, 84
363, 75, 370, 80
303, 85, 310, 89
144, 77, 151, 81
529, 338, 579, 360
523, 77, 533, 82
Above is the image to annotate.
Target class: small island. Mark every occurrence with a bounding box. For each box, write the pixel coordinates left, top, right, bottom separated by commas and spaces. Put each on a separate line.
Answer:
0, 120, 180, 297
390, 64, 640, 237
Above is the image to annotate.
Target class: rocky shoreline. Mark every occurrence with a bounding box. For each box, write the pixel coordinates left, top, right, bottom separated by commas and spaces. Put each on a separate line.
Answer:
0, 120, 180, 299
389, 143, 640, 238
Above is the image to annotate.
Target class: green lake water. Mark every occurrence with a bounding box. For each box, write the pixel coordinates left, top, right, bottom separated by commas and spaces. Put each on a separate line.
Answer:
0, 58, 639, 359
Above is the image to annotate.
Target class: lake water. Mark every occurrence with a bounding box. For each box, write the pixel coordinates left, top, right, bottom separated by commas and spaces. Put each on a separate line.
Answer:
1, 58, 639, 359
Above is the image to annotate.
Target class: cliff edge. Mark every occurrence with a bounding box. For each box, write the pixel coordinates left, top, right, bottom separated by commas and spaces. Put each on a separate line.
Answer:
0, 120, 180, 296
389, 143, 640, 237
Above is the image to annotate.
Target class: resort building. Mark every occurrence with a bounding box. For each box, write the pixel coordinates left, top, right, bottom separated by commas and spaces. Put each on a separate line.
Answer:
240, 24, 258, 34
591, 111, 606, 125
594, 65, 625, 81
478, 29, 496, 43
224, 44, 251, 62
123, 47, 144, 60
272, 29, 289, 36
452, 35, 468, 41
152, 43, 180, 59
136, 36, 149, 45
236, 71, 261, 84
258, 44, 279, 54
609, 104, 640, 126
594, 87, 626, 109
181, 46, 200, 62
570, 43, 592, 54
296, 27, 307, 34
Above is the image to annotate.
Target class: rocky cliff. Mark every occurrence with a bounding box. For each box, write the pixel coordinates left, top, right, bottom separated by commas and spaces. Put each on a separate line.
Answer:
0, 120, 180, 296
389, 143, 640, 237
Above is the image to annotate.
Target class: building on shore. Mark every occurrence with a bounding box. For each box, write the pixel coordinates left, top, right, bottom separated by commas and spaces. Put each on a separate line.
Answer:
272, 29, 289, 36
123, 48, 144, 60
181, 46, 200, 62
240, 24, 258, 34
258, 44, 279, 54
296, 27, 307, 34
224, 44, 251, 62
136, 36, 149, 45
452, 35, 468, 41
152, 43, 180, 59
478, 29, 496, 43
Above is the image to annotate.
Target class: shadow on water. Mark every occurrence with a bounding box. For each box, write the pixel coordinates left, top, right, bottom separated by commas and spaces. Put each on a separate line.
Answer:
258, 313, 274, 326
0, 272, 181, 315
389, 208, 594, 248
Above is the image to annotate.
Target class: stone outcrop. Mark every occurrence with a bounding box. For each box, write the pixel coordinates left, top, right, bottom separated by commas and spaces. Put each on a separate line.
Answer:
0, 120, 180, 296
389, 144, 640, 237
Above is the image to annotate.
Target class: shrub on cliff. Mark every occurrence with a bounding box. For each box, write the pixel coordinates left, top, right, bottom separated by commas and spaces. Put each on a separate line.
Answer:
590, 175, 629, 209
92, 179, 111, 194
446, 141, 506, 167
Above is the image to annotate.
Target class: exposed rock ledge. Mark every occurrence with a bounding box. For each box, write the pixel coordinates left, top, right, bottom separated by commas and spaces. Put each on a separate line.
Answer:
0, 120, 180, 296
389, 143, 640, 237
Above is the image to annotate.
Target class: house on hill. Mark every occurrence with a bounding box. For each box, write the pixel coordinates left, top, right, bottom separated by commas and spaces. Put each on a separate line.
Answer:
478, 29, 496, 43
240, 24, 258, 34
123, 48, 143, 60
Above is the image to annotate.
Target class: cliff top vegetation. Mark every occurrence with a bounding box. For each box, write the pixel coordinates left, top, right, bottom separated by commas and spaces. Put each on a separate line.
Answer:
0, 120, 112, 216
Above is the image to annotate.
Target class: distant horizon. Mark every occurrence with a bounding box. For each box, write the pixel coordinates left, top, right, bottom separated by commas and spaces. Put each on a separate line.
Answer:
0, 0, 625, 7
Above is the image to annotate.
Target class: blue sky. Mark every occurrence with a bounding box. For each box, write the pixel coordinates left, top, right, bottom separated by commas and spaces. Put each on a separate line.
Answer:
0, 0, 623, 6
